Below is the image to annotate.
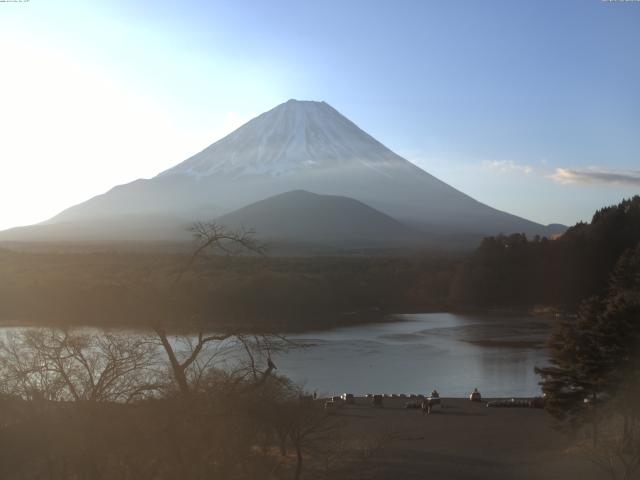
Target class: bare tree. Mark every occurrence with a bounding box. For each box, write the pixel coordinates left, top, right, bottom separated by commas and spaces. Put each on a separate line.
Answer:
285, 398, 341, 480
154, 222, 283, 397
0, 328, 170, 480
583, 422, 640, 480
0, 328, 163, 403
581, 394, 640, 480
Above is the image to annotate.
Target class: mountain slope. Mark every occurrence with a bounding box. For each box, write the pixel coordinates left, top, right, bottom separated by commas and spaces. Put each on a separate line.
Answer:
0, 99, 564, 248
0, 214, 192, 244
158, 99, 410, 179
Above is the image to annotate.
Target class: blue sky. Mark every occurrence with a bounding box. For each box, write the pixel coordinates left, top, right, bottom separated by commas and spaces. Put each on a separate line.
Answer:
1, 0, 638, 229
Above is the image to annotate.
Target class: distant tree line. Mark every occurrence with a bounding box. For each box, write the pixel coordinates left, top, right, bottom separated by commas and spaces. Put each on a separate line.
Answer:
1, 196, 638, 332
0, 249, 457, 331
450, 196, 640, 310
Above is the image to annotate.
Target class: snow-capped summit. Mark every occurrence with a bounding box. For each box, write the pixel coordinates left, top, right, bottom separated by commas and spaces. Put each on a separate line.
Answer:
0, 99, 565, 249
159, 99, 406, 179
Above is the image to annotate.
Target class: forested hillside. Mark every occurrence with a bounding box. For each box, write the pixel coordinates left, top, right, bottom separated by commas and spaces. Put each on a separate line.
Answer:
450, 196, 640, 309
0, 250, 456, 330
2, 197, 637, 330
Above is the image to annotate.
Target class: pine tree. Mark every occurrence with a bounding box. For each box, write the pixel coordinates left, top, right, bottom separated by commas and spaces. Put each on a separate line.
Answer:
536, 244, 640, 443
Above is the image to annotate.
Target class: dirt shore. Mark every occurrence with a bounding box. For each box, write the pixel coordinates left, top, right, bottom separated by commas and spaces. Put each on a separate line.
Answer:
330, 397, 603, 480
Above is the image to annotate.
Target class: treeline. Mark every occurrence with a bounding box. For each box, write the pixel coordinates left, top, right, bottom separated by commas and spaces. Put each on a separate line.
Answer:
2, 196, 637, 329
0, 249, 458, 331
535, 238, 640, 479
450, 196, 640, 309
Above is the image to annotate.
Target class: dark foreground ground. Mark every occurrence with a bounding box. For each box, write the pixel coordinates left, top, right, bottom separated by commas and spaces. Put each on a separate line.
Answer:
330, 397, 602, 480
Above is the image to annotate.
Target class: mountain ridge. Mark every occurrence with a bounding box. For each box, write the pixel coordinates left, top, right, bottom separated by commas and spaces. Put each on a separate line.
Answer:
0, 99, 565, 250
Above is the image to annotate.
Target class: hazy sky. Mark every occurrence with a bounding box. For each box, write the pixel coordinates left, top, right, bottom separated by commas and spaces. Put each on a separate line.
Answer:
1, 0, 639, 230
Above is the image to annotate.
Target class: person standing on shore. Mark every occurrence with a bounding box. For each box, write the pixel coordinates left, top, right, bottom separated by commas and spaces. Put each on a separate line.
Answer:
470, 388, 482, 402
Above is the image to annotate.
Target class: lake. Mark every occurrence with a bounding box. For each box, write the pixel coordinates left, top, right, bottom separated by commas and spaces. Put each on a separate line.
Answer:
274, 312, 553, 398
0, 312, 553, 398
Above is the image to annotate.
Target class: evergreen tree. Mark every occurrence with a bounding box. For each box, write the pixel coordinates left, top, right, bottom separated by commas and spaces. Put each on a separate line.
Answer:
536, 244, 640, 443
451, 195, 640, 309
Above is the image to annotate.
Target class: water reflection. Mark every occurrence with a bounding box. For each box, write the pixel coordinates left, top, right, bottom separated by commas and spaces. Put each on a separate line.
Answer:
276, 313, 552, 397
0, 313, 552, 397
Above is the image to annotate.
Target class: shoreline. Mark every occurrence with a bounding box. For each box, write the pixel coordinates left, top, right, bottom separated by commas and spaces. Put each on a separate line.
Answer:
0, 306, 560, 334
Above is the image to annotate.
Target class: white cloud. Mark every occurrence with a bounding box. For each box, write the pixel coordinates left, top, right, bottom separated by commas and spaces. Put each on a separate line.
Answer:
483, 160, 533, 175
550, 168, 640, 186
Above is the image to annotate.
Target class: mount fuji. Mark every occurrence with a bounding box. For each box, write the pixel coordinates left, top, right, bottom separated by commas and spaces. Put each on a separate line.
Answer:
0, 99, 564, 250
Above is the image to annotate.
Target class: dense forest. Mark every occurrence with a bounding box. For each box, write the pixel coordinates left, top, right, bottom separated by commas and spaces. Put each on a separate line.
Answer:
534, 225, 640, 479
450, 196, 640, 310
0, 249, 457, 331
1, 196, 638, 330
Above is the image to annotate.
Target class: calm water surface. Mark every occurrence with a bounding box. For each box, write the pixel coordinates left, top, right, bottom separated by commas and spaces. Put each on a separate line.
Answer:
274, 313, 553, 398
1, 313, 553, 398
